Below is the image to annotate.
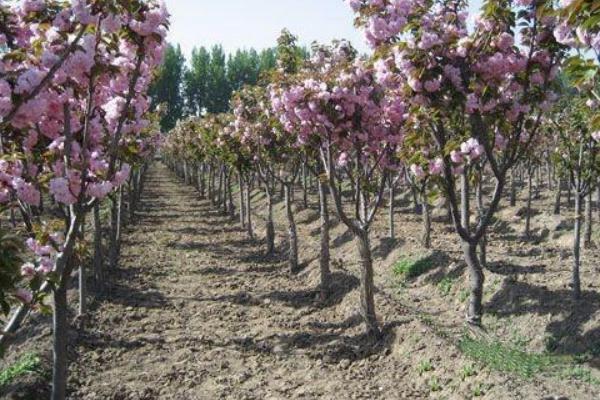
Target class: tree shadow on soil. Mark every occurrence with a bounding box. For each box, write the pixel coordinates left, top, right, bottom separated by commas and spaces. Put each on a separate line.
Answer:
372, 238, 405, 260
263, 272, 359, 310
486, 281, 600, 366
231, 320, 403, 364
332, 229, 354, 249
485, 262, 546, 275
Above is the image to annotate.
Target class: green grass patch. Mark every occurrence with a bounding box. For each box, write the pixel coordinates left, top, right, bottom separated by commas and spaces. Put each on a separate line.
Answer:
458, 335, 600, 385
437, 277, 455, 296
417, 359, 434, 375
0, 352, 43, 388
393, 256, 435, 280
459, 335, 557, 378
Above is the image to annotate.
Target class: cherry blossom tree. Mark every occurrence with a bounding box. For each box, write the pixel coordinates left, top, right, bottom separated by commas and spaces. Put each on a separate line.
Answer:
347, 0, 565, 326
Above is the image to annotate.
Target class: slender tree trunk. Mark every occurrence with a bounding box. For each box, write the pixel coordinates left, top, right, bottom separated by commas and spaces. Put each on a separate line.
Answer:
284, 183, 298, 273
115, 187, 123, 260
464, 240, 484, 326
93, 202, 103, 291
584, 190, 593, 248
461, 171, 470, 232
227, 170, 235, 218
318, 178, 331, 299
476, 176, 487, 268
245, 180, 253, 238
51, 213, 83, 400
524, 166, 533, 238
238, 171, 246, 229
221, 168, 228, 214
554, 179, 563, 215
264, 185, 275, 255
52, 284, 68, 400
78, 217, 87, 319
596, 183, 600, 221
217, 166, 224, 209
510, 168, 517, 207
128, 178, 135, 223
573, 192, 583, 300
388, 179, 395, 240
109, 195, 119, 270
302, 163, 308, 209
199, 164, 206, 199
355, 230, 380, 337
421, 190, 431, 249
183, 160, 189, 184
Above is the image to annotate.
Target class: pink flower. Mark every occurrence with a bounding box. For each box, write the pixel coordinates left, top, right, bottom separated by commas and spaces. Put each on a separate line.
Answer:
0, 79, 13, 117
14, 69, 43, 95
429, 158, 444, 175
20, 263, 36, 278
14, 288, 33, 304
423, 79, 441, 93
87, 181, 113, 198
113, 163, 131, 186
22, 0, 45, 13
49, 177, 77, 205
12, 178, 40, 206
337, 152, 349, 167
410, 164, 425, 179
450, 150, 463, 164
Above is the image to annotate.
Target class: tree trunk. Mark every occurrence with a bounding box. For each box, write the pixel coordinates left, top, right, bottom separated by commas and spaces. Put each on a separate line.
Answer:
128, 178, 135, 223
596, 184, 600, 221
93, 202, 103, 291
554, 179, 562, 215
573, 192, 583, 300
318, 178, 331, 299
227, 170, 235, 218
183, 160, 189, 185
284, 184, 298, 273
476, 177, 487, 268
584, 191, 592, 248
239, 171, 246, 229
302, 163, 308, 209
510, 168, 517, 207
78, 217, 87, 319
109, 194, 119, 270
245, 181, 253, 238
421, 191, 431, 249
388, 180, 395, 240
51, 213, 83, 400
524, 166, 533, 238
199, 164, 206, 199
264, 185, 275, 256
464, 241, 484, 326
461, 171, 470, 233
52, 284, 68, 400
355, 230, 380, 337
217, 166, 224, 209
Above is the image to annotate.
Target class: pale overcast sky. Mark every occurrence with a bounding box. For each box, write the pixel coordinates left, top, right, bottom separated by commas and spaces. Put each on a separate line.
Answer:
164, 0, 484, 59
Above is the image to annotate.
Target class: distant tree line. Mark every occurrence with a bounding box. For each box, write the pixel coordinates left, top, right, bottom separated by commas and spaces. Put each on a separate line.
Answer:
149, 35, 309, 132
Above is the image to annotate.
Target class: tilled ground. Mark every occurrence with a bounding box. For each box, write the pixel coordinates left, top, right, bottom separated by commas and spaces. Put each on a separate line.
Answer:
68, 164, 424, 400
6, 162, 598, 399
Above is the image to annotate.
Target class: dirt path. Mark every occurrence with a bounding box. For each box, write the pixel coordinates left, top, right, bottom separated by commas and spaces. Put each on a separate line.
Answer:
69, 163, 424, 400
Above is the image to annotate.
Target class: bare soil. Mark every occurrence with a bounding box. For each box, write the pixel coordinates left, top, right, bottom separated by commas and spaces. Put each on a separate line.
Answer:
3, 163, 600, 399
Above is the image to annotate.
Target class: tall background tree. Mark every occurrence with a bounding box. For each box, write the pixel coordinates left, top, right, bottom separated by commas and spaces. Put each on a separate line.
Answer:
149, 44, 186, 131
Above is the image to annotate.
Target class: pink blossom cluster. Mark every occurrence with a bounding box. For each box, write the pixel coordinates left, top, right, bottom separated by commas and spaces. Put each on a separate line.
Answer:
273, 59, 404, 171
0, 159, 40, 206
0, 0, 168, 308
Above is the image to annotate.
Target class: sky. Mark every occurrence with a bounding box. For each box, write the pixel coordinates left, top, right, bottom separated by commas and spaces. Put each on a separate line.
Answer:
164, 0, 484, 60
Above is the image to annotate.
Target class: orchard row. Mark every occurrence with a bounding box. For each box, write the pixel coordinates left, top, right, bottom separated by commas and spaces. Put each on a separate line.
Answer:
163, 0, 599, 338
0, 1, 168, 399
